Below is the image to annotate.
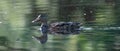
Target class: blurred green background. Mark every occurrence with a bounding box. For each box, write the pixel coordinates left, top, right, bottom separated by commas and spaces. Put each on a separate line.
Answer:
0, 0, 120, 51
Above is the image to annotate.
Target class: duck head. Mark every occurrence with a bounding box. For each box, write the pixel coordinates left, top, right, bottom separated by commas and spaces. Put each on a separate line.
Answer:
32, 14, 47, 23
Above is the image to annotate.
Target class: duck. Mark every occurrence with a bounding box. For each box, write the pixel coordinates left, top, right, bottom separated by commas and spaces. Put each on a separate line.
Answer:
32, 14, 83, 44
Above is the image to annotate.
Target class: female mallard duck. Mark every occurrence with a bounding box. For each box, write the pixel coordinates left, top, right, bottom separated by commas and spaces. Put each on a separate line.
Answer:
32, 14, 83, 44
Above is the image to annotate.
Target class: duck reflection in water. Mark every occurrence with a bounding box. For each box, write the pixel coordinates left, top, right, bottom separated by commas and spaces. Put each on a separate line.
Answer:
32, 14, 83, 44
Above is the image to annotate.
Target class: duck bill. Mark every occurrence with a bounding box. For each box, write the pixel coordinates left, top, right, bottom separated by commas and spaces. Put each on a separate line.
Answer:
32, 14, 41, 23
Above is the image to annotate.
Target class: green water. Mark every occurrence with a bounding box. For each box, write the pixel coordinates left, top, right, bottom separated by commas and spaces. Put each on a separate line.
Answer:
0, 0, 120, 51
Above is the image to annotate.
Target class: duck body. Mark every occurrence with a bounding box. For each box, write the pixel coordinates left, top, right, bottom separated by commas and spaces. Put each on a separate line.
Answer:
32, 14, 82, 44
48, 22, 82, 35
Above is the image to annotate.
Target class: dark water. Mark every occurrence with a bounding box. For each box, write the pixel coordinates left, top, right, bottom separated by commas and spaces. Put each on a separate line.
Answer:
0, 0, 120, 51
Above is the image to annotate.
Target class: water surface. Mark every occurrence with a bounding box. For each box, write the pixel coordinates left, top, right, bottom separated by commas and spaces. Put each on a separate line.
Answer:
0, 0, 120, 51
